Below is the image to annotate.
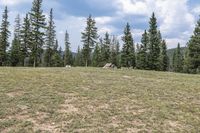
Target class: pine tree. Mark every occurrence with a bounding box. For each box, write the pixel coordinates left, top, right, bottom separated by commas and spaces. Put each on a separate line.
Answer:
172, 51, 176, 70
101, 32, 111, 64
21, 14, 32, 66
29, 0, 46, 67
64, 30, 72, 66
43, 8, 56, 67
51, 40, 63, 67
115, 38, 121, 68
81, 15, 98, 67
121, 23, 135, 68
185, 16, 200, 73
173, 43, 183, 72
74, 46, 81, 66
10, 37, 21, 66
148, 13, 160, 70
159, 40, 169, 71
92, 43, 101, 67
10, 15, 22, 66
136, 30, 148, 69
0, 6, 10, 66
110, 36, 119, 67
75, 46, 84, 66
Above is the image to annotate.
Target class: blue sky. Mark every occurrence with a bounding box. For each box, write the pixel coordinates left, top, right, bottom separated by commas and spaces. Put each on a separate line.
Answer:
0, 0, 200, 52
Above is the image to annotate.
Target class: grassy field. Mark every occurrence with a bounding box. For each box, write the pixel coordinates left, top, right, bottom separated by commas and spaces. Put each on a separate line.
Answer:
0, 67, 200, 132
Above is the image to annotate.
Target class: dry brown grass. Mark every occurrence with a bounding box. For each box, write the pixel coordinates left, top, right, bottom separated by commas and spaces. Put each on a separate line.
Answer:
0, 67, 200, 132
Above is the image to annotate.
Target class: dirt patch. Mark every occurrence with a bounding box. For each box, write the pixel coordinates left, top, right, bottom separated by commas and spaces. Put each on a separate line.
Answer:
6, 91, 24, 98
166, 120, 183, 129
107, 116, 121, 128
98, 103, 109, 110
5, 110, 57, 132
123, 75, 132, 79
127, 128, 140, 133
58, 104, 78, 114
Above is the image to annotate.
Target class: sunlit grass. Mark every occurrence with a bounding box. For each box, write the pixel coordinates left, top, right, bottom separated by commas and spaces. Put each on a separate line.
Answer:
0, 67, 200, 132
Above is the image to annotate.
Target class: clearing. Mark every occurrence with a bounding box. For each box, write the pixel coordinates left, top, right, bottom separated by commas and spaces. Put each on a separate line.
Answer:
0, 67, 200, 132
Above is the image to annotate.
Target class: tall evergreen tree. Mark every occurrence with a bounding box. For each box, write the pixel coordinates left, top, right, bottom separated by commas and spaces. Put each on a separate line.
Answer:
0, 6, 10, 66
92, 43, 101, 67
172, 51, 176, 70
173, 43, 183, 72
185, 16, 200, 73
75, 46, 84, 66
29, 0, 46, 67
21, 14, 32, 66
148, 13, 160, 70
51, 40, 63, 67
136, 30, 148, 69
115, 38, 121, 68
64, 30, 73, 66
159, 40, 169, 71
43, 8, 56, 67
74, 46, 81, 66
10, 37, 21, 66
101, 32, 111, 64
121, 23, 135, 68
110, 36, 120, 67
81, 15, 98, 67
10, 15, 22, 66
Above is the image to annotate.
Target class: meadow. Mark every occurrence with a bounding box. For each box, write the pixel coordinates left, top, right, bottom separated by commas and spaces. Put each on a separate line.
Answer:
0, 67, 200, 132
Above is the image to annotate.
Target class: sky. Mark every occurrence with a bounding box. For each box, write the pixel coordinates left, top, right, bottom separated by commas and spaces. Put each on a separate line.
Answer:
0, 0, 200, 52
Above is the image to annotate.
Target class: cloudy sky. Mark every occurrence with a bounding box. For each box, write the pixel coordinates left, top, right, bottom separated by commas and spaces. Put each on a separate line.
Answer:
0, 0, 199, 52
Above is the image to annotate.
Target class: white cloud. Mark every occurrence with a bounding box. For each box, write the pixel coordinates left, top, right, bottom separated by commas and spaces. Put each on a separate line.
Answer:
115, 0, 148, 15
55, 15, 86, 51
95, 16, 113, 25
113, 0, 196, 48
192, 6, 200, 14
55, 15, 119, 52
166, 38, 187, 49
0, 0, 31, 6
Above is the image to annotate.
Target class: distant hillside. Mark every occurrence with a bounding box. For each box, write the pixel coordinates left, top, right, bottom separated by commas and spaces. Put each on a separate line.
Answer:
167, 47, 186, 65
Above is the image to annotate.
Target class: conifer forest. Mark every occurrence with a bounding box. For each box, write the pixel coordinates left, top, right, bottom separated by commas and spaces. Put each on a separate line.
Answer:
0, 0, 199, 74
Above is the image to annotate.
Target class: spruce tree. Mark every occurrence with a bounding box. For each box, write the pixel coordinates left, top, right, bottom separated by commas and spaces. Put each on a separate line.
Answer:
173, 43, 183, 72
21, 14, 32, 66
172, 51, 176, 70
92, 43, 101, 67
148, 13, 160, 70
121, 23, 135, 68
51, 40, 63, 67
74, 46, 81, 66
115, 38, 121, 68
29, 0, 46, 67
136, 30, 148, 69
101, 32, 111, 64
110, 36, 119, 67
43, 8, 56, 67
10, 15, 22, 66
81, 15, 98, 67
10, 37, 21, 66
75, 46, 84, 66
64, 30, 72, 66
0, 6, 10, 66
159, 40, 169, 71
185, 16, 200, 73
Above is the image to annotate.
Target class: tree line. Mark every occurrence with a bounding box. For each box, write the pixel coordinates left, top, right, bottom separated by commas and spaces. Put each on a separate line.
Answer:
0, 0, 199, 74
